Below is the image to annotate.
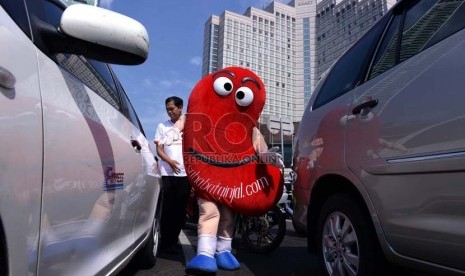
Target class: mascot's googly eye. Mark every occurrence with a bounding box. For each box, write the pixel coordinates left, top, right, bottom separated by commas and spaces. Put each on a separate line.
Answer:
213, 77, 233, 96
235, 86, 254, 107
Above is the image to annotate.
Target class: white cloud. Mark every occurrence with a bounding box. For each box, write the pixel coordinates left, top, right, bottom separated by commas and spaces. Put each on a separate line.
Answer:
99, 0, 114, 8
190, 56, 202, 66
158, 78, 194, 90
160, 80, 172, 88
143, 78, 153, 87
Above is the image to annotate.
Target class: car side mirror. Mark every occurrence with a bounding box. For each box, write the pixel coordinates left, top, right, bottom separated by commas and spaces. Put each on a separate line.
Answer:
59, 4, 149, 65
38, 4, 149, 65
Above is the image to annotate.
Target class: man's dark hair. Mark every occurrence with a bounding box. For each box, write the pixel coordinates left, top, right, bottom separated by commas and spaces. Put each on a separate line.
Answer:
165, 96, 183, 108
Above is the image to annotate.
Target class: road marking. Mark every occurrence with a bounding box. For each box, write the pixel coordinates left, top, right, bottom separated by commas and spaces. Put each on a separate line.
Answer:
179, 230, 195, 263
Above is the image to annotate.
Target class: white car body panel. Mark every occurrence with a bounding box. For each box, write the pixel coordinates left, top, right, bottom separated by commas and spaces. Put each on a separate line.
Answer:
0, 6, 43, 275
0, 2, 160, 275
37, 51, 143, 274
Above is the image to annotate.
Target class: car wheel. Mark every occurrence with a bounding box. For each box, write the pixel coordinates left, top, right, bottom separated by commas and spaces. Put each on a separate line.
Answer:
136, 214, 161, 269
0, 224, 7, 276
316, 193, 385, 276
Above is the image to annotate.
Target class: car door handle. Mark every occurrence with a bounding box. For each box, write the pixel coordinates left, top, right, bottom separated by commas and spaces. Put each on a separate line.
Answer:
352, 99, 378, 115
131, 139, 142, 152
0, 65, 16, 89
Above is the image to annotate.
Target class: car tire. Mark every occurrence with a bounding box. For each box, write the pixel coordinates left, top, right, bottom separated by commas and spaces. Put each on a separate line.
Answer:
0, 223, 7, 276
316, 193, 385, 276
136, 196, 162, 269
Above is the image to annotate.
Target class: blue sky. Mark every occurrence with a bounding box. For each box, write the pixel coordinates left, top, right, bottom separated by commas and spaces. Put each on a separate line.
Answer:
98, 0, 288, 143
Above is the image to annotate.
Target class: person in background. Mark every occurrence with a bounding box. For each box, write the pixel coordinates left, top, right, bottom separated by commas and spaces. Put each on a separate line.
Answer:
154, 96, 190, 254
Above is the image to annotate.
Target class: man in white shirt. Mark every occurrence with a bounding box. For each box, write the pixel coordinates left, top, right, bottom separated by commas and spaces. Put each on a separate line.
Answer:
154, 96, 190, 254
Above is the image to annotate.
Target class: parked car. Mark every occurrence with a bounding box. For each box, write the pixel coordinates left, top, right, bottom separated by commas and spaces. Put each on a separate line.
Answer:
0, 0, 162, 275
292, 0, 465, 275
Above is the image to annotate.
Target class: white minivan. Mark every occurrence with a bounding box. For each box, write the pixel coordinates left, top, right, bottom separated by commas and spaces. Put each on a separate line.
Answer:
0, 0, 162, 275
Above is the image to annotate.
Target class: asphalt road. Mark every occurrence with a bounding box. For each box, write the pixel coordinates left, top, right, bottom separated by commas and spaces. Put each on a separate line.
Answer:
118, 220, 435, 276
119, 220, 322, 276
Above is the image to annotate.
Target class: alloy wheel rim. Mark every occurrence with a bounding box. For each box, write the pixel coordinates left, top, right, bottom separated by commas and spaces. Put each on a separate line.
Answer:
322, 211, 359, 276
152, 221, 160, 256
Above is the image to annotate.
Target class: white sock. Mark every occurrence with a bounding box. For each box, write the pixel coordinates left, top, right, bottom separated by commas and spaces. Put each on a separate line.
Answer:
197, 234, 216, 257
216, 236, 232, 253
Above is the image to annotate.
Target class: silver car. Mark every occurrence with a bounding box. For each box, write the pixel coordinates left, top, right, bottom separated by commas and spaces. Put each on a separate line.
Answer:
292, 0, 465, 275
0, 0, 161, 275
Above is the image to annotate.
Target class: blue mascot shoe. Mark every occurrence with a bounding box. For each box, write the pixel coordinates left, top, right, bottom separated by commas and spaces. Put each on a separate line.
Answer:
215, 251, 240, 271
185, 254, 217, 275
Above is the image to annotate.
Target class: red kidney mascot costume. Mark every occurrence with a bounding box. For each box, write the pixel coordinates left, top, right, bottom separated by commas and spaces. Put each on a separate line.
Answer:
181, 67, 284, 274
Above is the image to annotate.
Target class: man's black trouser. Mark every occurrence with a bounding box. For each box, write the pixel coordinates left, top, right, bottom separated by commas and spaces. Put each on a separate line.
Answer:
160, 176, 191, 249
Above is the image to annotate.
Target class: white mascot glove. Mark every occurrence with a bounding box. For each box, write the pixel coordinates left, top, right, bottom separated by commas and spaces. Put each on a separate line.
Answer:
259, 146, 284, 169
158, 127, 180, 146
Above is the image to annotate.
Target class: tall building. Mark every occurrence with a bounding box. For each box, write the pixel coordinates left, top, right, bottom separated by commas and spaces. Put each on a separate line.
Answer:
203, 3, 301, 123
202, 0, 396, 122
293, 0, 318, 112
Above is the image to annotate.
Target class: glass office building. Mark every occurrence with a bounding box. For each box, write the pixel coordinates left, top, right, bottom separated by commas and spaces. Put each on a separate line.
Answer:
202, 0, 395, 122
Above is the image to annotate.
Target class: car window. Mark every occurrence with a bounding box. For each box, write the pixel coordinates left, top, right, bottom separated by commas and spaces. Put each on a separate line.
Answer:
368, 13, 402, 80
25, 0, 123, 110
24, 0, 67, 56
54, 54, 122, 110
41, 0, 62, 26
369, 0, 465, 79
0, 0, 31, 38
58, 0, 88, 5
400, 0, 451, 62
313, 13, 390, 109
421, 1, 465, 51
116, 76, 145, 135
122, 92, 143, 134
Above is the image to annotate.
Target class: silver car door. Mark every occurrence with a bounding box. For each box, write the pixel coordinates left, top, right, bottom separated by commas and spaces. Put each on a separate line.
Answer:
347, 0, 465, 269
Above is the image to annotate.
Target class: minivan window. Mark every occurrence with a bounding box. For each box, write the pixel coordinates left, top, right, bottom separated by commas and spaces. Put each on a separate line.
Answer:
87, 60, 121, 108
25, 0, 67, 55
116, 78, 145, 134
400, 0, 452, 62
55, 54, 122, 110
369, 0, 465, 79
0, 0, 31, 38
313, 13, 390, 109
368, 13, 402, 79
420, 1, 465, 51
42, 0, 63, 26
